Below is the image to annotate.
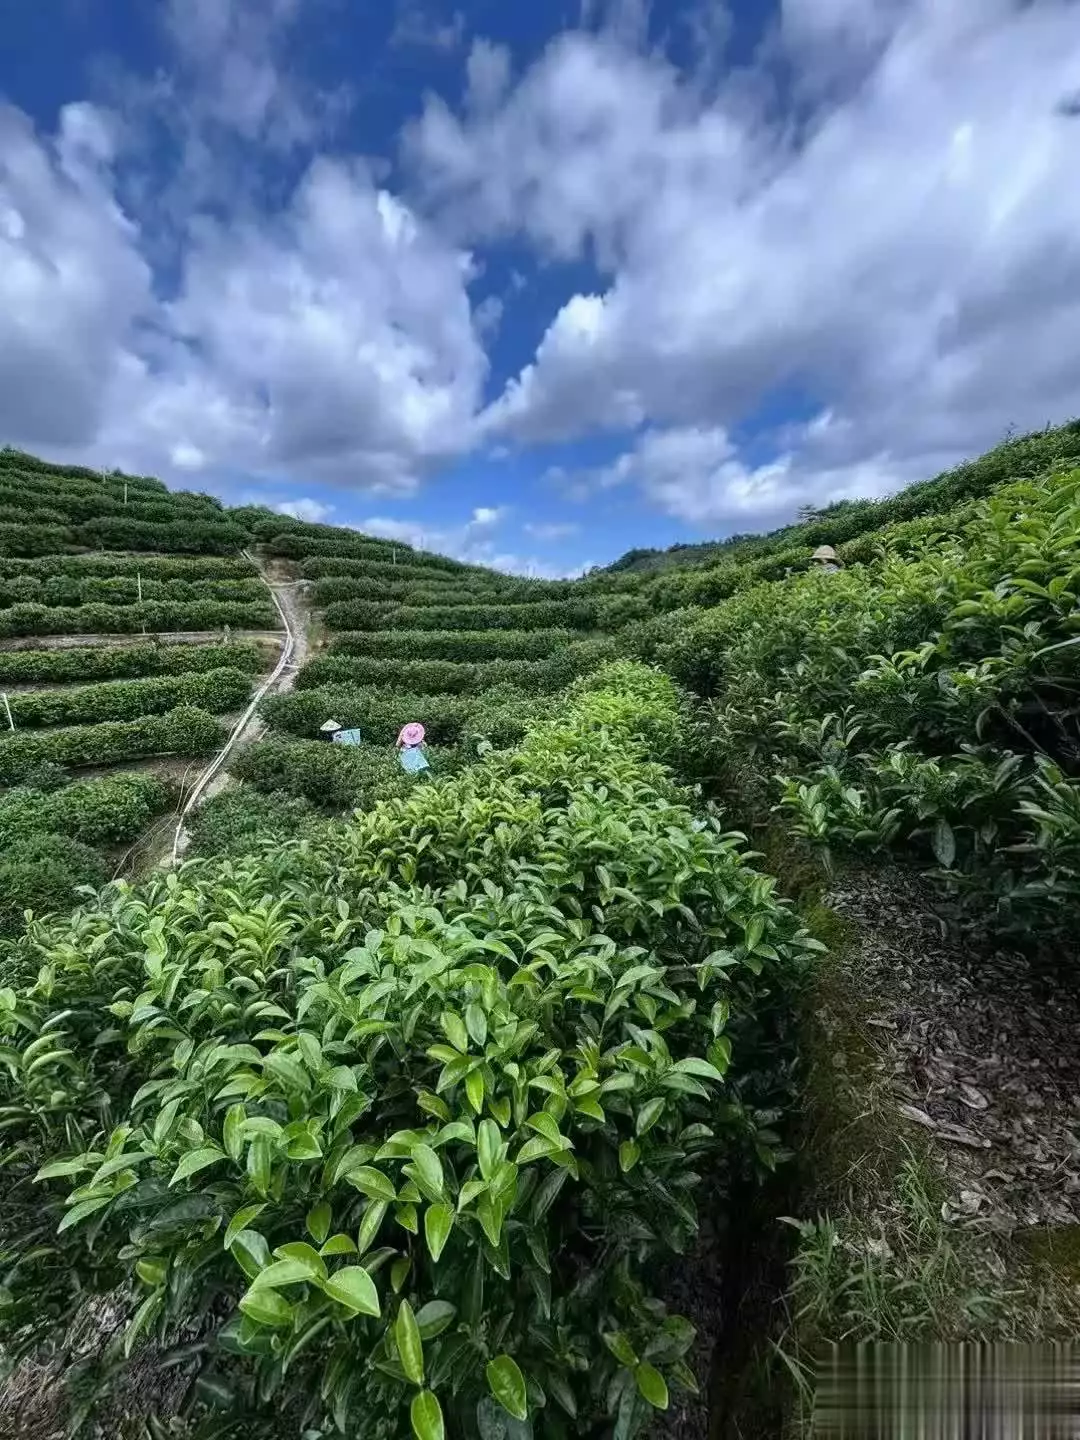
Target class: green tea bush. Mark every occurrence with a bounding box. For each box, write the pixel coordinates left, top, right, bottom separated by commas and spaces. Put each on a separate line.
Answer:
0, 773, 175, 847
269, 533, 465, 569
301, 557, 462, 584
312, 577, 571, 609
231, 737, 415, 810
323, 600, 602, 633
302, 557, 569, 592
0, 504, 68, 526
225, 507, 321, 541
0, 641, 265, 685
78, 517, 246, 554
0, 705, 224, 784
4, 667, 253, 728
329, 629, 579, 662
0, 488, 224, 528
187, 787, 323, 859
0, 598, 277, 638
666, 468, 1080, 938
298, 643, 616, 697
0, 833, 107, 934
0, 554, 253, 581
15, 760, 70, 791
0, 523, 74, 557
0, 576, 265, 609
0, 449, 166, 492
0, 662, 818, 1438
262, 684, 545, 748
836, 504, 979, 568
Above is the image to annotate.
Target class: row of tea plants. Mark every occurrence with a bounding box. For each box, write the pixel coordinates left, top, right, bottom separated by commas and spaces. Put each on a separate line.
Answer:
631, 463, 1080, 941
0, 663, 819, 1438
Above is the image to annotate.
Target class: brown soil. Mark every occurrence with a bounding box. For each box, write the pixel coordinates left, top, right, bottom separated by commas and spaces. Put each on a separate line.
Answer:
825, 865, 1080, 1236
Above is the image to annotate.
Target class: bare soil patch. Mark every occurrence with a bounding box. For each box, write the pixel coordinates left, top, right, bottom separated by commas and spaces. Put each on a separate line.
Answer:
825, 865, 1080, 1236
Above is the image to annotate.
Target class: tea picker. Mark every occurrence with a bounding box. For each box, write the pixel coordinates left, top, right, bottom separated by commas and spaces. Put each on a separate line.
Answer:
811, 544, 844, 574
397, 721, 430, 774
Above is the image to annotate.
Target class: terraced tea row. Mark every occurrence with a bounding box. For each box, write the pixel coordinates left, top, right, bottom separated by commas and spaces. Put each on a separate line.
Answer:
0, 453, 289, 928
191, 528, 616, 854
0, 641, 267, 685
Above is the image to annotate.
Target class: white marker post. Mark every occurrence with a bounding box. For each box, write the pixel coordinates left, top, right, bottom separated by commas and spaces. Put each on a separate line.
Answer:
2, 692, 14, 731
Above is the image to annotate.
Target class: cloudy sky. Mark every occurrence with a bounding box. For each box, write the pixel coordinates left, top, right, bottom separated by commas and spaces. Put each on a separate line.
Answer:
2, 0, 1078, 572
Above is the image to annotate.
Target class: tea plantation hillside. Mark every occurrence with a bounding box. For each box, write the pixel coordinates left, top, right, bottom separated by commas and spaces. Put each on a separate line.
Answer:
189, 520, 624, 857
198, 416, 1080, 953
2, 420, 1080, 1439
615, 420, 1080, 944
600, 421, 1080, 577
0, 448, 283, 928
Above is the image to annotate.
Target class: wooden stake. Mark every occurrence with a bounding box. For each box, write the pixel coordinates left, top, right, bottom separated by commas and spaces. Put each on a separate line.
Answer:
2, 692, 14, 731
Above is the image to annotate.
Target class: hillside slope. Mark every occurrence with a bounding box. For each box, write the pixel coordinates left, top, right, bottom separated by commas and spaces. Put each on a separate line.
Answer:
601, 421, 1080, 574
0, 449, 282, 927
3, 421, 1080, 1438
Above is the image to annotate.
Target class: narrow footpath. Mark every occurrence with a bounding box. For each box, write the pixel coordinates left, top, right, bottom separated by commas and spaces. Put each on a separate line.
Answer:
168, 554, 313, 861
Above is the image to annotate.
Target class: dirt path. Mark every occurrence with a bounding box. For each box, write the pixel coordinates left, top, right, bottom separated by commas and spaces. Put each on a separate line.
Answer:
167, 565, 314, 860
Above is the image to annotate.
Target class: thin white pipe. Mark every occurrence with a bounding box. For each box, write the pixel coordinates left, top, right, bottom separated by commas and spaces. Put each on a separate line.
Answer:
170, 552, 296, 864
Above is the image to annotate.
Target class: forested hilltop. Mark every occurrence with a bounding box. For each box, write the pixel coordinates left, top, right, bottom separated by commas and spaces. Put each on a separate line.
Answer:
2, 419, 1080, 1440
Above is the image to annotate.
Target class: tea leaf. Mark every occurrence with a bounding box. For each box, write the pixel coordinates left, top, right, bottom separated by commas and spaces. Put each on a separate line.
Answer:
395, 1298, 424, 1385
410, 1390, 445, 1440
486, 1354, 528, 1421
322, 1265, 381, 1318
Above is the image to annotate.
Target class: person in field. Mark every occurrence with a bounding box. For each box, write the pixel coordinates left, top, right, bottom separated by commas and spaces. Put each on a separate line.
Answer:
811, 544, 844, 573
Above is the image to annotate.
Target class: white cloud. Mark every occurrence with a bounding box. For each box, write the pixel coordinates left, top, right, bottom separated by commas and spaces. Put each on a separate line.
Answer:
162, 0, 332, 150
275, 496, 336, 523
473, 293, 504, 337
391, 0, 466, 52
524, 520, 581, 540
360, 505, 579, 576
570, 421, 907, 528
404, 34, 695, 266
776, 0, 907, 91
0, 103, 153, 451
148, 158, 487, 491
7, 0, 1080, 544
470, 505, 506, 526
409, 0, 1080, 524
466, 39, 512, 112
0, 103, 487, 495
359, 505, 502, 553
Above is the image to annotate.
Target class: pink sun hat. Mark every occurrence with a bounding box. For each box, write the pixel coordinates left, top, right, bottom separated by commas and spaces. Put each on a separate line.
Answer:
397, 722, 425, 748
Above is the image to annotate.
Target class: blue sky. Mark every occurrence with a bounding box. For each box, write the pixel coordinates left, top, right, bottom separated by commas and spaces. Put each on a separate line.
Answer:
1, 0, 1078, 573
